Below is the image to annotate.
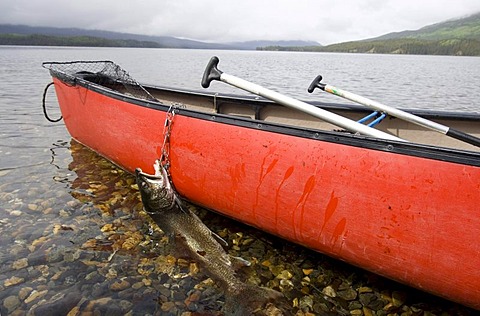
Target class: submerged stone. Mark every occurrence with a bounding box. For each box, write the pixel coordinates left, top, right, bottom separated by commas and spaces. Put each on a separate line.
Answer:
3, 295, 20, 313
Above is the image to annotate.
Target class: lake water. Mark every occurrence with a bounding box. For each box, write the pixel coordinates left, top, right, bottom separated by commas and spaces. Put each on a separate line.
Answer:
0, 46, 478, 315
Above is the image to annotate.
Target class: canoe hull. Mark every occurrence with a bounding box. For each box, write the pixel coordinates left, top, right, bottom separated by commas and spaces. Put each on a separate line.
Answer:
51, 77, 480, 310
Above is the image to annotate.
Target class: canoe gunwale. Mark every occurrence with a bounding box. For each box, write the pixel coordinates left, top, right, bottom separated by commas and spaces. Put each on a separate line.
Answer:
50, 72, 480, 167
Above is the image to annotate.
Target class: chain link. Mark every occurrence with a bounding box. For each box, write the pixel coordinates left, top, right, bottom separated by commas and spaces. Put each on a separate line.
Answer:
159, 103, 186, 175
159, 104, 176, 172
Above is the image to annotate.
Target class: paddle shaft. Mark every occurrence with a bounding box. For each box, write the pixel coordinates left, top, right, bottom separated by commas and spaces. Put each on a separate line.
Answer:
202, 57, 404, 142
309, 75, 480, 148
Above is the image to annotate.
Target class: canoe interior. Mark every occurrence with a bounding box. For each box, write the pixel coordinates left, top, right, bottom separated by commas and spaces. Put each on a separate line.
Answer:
74, 68, 480, 152
142, 86, 480, 152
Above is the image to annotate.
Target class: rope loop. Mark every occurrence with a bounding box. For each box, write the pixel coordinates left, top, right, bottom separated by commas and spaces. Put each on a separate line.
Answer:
42, 82, 63, 123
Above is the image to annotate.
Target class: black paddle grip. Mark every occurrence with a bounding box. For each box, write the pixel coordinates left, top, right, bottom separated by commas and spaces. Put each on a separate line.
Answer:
446, 128, 480, 148
201, 56, 223, 88
308, 75, 326, 93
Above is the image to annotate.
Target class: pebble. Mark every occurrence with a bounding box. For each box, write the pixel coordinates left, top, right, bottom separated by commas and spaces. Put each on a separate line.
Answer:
338, 288, 358, 301
28, 203, 38, 211
18, 286, 33, 300
83, 297, 113, 311
302, 268, 314, 275
3, 295, 20, 312
142, 278, 152, 286
12, 258, 29, 270
106, 267, 118, 279
392, 290, 407, 307
4, 276, 24, 287
350, 309, 363, 315
276, 270, 293, 280
358, 286, 373, 293
24, 289, 48, 304
10, 210, 22, 217
58, 209, 70, 217
30, 291, 82, 315
9, 244, 27, 256
363, 307, 374, 316
132, 281, 144, 290
322, 285, 337, 298
119, 300, 133, 311
110, 279, 130, 291
161, 301, 176, 312
299, 295, 314, 311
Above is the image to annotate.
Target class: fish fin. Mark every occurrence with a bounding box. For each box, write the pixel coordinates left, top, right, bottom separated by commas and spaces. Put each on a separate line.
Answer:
173, 197, 229, 248
174, 195, 190, 214
230, 256, 251, 269
210, 230, 229, 247
189, 245, 231, 267
218, 252, 232, 267
168, 232, 197, 261
174, 201, 228, 248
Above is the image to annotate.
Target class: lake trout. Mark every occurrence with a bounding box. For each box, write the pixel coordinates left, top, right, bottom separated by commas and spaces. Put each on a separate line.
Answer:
135, 161, 291, 315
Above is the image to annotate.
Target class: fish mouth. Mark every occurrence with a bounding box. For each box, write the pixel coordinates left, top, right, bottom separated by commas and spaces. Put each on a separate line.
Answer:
135, 168, 163, 181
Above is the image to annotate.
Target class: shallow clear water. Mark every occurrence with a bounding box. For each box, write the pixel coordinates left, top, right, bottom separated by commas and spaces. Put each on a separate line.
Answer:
0, 46, 478, 315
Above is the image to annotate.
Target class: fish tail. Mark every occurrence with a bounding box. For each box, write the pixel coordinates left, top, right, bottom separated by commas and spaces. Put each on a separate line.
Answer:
223, 284, 292, 316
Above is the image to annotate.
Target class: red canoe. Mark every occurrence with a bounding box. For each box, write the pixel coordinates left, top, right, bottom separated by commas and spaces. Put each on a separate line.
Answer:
43, 60, 480, 310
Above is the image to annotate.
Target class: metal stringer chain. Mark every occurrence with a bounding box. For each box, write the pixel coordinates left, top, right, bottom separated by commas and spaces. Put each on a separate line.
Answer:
159, 103, 184, 177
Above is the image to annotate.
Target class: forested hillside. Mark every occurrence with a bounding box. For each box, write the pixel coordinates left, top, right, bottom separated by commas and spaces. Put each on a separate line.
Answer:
259, 38, 480, 56
0, 33, 165, 48
374, 12, 480, 41
259, 12, 480, 56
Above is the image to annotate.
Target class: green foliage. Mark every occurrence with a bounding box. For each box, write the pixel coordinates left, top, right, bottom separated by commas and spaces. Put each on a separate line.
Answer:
375, 12, 480, 41
258, 38, 480, 56
258, 12, 480, 56
0, 33, 165, 48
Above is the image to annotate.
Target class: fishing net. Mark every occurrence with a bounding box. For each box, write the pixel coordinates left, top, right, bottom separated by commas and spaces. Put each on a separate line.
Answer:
42, 60, 158, 101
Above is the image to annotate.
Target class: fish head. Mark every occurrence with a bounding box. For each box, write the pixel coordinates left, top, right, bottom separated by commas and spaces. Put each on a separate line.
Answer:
135, 162, 175, 214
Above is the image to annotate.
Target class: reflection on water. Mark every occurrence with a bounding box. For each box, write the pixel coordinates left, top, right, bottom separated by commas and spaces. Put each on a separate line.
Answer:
0, 141, 475, 315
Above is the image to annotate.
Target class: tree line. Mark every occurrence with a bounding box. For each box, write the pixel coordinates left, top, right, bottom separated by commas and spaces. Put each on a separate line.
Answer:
257, 38, 480, 56
0, 34, 165, 48
2, 33, 480, 56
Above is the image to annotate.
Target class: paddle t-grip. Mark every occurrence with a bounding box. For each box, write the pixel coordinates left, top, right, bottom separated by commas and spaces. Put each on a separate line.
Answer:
308, 75, 326, 93
201, 56, 223, 88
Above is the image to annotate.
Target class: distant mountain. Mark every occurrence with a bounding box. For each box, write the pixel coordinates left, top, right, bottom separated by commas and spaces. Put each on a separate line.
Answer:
0, 24, 229, 49
371, 12, 480, 41
0, 24, 321, 50
259, 12, 480, 56
228, 40, 321, 50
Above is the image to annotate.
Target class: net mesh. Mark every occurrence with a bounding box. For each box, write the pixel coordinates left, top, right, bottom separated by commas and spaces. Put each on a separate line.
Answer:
42, 60, 157, 101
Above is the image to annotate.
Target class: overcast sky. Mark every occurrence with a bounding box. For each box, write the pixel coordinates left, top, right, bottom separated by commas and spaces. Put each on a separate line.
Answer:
1, 0, 480, 45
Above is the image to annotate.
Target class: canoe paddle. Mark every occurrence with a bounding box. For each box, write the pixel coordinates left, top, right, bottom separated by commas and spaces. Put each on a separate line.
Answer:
308, 75, 480, 149
201, 56, 404, 142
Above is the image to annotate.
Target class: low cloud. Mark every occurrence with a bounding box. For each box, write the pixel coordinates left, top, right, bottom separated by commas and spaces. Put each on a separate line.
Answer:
1, 0, 480, 45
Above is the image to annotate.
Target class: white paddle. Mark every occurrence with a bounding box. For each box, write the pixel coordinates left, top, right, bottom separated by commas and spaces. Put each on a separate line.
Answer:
308, 75, 480, 148
201, 57, 404, 142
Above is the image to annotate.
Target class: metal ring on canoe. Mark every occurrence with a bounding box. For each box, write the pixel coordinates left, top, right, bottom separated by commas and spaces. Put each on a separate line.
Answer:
42, 82, 63, 122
